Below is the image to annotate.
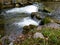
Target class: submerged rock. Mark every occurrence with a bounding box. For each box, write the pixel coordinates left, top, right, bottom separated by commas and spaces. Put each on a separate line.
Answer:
33, 32, 44, 39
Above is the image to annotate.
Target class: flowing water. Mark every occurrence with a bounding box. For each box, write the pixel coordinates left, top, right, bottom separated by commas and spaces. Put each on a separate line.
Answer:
0, 2, 60, 45
0, 3, 41, 42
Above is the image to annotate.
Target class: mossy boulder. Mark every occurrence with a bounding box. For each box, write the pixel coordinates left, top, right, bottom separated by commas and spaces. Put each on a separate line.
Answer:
36, 14, 41, 20
23, 25, 37, 34
53, 19, 60, 24
43, 7, 52, 13
23, 25, 37, 30
23, 26, 30, 30
31, 12, 36, 18
31, 12, 41, 20
23, 26, 30, 34
29, 24, 37, 29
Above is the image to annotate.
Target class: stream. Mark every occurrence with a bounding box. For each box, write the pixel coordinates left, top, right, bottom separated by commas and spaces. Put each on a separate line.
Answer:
1, 3, 41, 44
0, 2, 60, 45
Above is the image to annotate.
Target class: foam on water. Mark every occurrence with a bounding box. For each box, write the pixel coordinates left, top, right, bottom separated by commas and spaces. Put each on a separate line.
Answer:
6, 5, 38, 14
14, 17, 39, 27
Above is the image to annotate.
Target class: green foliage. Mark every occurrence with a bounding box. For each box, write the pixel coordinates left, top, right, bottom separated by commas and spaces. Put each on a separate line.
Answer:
41, 28, 51, 37
49, 33, 57, 43
40, 17, 51, 25
41, 27, 60, 45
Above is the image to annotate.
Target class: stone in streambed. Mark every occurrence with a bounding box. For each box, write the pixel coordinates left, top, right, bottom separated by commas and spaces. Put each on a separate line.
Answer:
31, 12, 41, 20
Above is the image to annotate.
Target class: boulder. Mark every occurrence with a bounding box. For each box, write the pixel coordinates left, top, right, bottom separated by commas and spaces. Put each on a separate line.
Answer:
33, 32, 44, 39
31, 12, 37, 18
31, 12, 41, 20
53, 19, 60, 24
43, 23, 60, 29
37, 26, 42, 30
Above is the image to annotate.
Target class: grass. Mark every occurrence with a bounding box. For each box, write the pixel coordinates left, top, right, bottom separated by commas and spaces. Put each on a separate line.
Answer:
40, 17, 51, 25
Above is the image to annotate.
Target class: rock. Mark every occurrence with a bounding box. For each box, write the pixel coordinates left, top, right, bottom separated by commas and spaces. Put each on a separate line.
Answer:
33, 32, 44, 39
23, 26, 30, 34
25, 2, 32, 6
29, 24, 37, 29
43, 7, 52, 13
9, 42, 13, 45
37, 26, 42, 30
23, 25, 37, 34
36, 14, 41, 20
31, 12, 37, 18
44, 23, 60, 29
50, 7, 60, 20
23, 25, 37, 30
31, 12, 41, 20
53, 19, 60, 24
23, 26, 30, 30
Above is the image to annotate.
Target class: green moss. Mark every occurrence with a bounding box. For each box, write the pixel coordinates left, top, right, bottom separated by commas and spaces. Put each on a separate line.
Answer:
41, 28, 51, 37
22, 25, 37, 34
41, 27, 60, 45
40, 17, 51, 25
49, 33, 57, 43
